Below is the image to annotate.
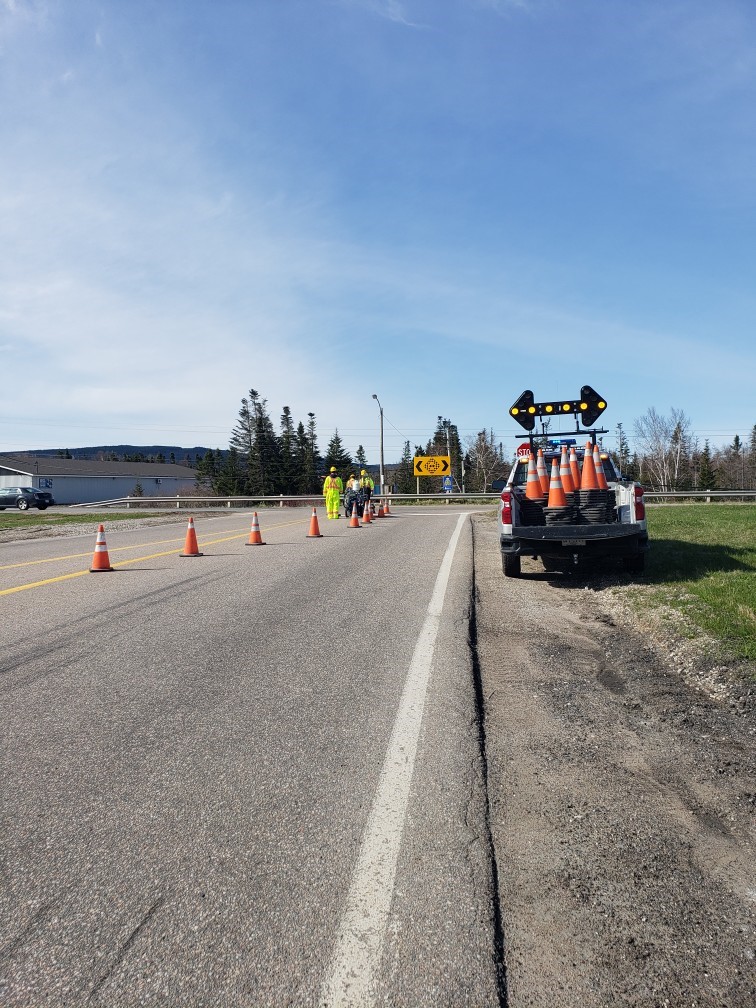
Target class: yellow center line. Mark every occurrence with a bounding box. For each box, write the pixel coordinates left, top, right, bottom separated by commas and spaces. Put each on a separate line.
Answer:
0, 519, 308, 596
0, 518, 308, 570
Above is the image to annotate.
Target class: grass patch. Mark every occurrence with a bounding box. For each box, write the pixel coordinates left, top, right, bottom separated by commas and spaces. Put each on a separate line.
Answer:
0, 510, 167, 531
642, 504, 756, 662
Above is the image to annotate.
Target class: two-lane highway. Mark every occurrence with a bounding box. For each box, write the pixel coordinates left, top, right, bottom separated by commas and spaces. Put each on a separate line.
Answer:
0, 507, 502, 1007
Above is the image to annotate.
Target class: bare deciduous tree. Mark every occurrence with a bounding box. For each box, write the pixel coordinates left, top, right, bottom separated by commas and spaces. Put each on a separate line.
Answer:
464, 429, 507, 492
633, 407, 695, 490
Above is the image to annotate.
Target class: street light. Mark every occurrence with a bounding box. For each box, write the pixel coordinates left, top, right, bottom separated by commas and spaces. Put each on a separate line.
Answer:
372, 393, 385, 497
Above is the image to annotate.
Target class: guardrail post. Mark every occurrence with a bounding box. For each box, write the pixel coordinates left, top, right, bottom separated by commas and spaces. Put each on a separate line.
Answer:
280, 494, 284, 508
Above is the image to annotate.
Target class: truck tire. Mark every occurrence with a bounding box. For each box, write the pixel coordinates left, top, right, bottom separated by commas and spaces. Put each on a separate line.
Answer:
623, 553, 645, 574
503, 553, 521, 578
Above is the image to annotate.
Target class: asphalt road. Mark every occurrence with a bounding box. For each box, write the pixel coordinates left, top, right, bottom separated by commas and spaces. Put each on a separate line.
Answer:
0, 506, 502, 1007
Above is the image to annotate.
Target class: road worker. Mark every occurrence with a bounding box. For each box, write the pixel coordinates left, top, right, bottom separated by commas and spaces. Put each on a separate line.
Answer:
322, 466, 343, 519
344, 474, 362, 518
359, 469, 375, 502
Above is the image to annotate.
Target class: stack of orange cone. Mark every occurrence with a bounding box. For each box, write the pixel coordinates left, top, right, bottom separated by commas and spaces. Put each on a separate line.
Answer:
384, 499, 391, 515
180, 516, 203, 557
362, 502, 372, 525
348, 503, 361, 528
307, 507, 323, 538
245, 512, 266, 546
520, 453, 546, 527
377, 501, 385, 517
89, 524, 114, 572
544, 460, 576, 526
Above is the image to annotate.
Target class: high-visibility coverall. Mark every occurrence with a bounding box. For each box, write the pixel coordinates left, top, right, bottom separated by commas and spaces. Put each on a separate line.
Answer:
322, 474, 343, 519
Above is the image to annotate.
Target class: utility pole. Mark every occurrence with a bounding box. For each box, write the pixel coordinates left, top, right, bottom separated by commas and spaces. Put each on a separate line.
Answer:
372, 393, 385, 497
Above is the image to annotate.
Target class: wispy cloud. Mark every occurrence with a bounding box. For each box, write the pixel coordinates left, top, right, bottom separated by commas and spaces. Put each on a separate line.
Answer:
340, 0, 424, 28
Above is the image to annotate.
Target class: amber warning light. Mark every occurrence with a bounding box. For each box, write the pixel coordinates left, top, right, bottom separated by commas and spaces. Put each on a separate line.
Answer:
509, 385, 607, 431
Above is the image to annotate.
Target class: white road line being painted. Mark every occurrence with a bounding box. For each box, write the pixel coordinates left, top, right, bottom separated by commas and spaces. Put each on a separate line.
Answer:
320, 512, 468, 1007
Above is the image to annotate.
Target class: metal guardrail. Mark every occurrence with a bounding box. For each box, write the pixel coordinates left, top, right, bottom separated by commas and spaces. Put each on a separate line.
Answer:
644, 490, 756, 500
69, 493, 500, 509
68, 490, 756, 509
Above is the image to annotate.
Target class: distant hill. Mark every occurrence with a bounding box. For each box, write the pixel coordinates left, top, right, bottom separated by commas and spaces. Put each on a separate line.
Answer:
11, 446, 214, 464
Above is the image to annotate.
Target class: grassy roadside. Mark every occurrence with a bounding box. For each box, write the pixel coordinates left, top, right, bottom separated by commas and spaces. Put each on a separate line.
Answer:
637, 504, 756, 664
0, 510, 165, 531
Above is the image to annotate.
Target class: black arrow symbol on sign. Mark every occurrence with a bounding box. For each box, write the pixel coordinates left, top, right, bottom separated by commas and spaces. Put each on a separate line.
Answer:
439, 458, 449, 473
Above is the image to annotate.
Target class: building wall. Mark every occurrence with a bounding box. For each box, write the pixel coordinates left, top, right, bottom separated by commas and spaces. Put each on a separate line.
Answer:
0, 474, 196, 505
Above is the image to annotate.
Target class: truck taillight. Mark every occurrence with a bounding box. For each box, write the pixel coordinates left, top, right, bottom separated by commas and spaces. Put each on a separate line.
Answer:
501, 490, 513, 524
634, 484, 646, 521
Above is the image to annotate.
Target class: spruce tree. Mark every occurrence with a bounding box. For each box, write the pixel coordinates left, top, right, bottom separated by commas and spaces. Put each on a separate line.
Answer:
230, 389, 281, 495
323, 429, 353, 478
278, 406, 298, 494
355, 445, 367, 470
300, 413, 321, 493
698, 441, 717, 490
396, 441, 414, 494
216, 447, 245, 497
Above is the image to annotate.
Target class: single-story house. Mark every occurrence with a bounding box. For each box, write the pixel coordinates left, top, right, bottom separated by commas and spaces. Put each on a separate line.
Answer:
0, 454, 198, 505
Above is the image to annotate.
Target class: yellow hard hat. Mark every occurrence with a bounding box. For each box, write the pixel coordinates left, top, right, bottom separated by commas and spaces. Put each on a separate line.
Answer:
360, 469, 366, 475
330, 466, 337, 472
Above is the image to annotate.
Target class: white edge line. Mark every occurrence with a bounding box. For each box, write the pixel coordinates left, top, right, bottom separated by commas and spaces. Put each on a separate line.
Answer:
320, 513, 468, 1007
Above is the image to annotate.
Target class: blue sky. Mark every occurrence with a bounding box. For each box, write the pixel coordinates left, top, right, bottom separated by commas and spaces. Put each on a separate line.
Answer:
2, 0, 754, 464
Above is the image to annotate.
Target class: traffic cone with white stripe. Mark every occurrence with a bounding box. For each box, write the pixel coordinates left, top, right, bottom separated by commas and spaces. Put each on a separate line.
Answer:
569, 446, 581, 490
307, 507, 323, 538
580, 442, 599, 490
180, 516, 203, 557
525, 454, 544, 501
593, 445, 609, 491
89, 524, 114, 572
537, 449, 550, 497
547, 460, 568, 508
559, 446, 575, 495
362, 501, 372, 525
245, 511, 266, 546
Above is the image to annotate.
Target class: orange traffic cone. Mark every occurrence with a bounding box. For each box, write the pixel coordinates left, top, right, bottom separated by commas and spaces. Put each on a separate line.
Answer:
348, 503, 361, 528
180, 516, 203, 557
384, 499, 391, 515
525, 454, 544, 501
307, 507, 323, 538
593, 446, 609, 491
377, 501, 386, 517
569, 446, 581, 490
559, 446, 575, 494
245, 511, 266, 546
580, 443, 599, 490
547, 460, 569, 508
362, 502, 372, 525
536, 449, 550, 497
89, 524, 114, 572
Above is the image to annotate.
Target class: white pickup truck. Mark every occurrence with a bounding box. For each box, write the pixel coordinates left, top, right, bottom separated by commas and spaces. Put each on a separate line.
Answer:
499, 443, 649, 577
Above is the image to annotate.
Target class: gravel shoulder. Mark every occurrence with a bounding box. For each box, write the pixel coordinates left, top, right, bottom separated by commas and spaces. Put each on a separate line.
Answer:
472, 512, 755, 1007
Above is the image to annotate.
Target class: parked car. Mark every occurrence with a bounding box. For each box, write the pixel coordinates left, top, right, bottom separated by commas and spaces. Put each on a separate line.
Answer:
0, 486, 55, 510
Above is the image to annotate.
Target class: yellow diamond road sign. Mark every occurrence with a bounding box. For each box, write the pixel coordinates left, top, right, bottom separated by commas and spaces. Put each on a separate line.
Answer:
414, 455, 451, 477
